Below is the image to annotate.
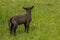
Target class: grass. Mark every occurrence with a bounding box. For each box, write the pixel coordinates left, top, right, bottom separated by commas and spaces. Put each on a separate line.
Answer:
0, 0, 60, 40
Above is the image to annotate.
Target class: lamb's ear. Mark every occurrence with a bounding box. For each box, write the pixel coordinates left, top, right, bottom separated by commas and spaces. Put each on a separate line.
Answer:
23, 7, 26, 9
30, 5, 34, 9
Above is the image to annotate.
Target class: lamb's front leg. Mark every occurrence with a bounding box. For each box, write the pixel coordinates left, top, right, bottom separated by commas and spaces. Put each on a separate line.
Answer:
24, 24, 27, 32
26, 23, 29, 33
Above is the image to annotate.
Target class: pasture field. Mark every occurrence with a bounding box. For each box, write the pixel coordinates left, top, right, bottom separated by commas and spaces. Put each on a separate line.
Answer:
0, 0, 60, 40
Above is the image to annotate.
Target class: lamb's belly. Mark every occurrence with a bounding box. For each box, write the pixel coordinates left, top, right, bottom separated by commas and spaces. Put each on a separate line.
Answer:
17, 20, 25, 25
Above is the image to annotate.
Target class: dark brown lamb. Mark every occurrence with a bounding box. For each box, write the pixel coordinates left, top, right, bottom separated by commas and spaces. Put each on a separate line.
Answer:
9, 6, 34, 35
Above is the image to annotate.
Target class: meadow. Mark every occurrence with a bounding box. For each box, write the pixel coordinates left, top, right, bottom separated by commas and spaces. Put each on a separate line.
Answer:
0, 0, 60, 40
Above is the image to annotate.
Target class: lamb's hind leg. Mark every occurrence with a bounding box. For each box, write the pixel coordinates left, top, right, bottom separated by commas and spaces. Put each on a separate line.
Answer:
13, 24, 18, 35
10, 24, 13, 35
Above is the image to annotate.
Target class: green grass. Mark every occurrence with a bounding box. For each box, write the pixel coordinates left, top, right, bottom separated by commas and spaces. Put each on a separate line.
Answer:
0, 0, 60, 40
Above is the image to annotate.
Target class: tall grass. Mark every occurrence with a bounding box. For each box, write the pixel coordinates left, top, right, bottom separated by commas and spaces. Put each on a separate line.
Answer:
0, 0, 60, 40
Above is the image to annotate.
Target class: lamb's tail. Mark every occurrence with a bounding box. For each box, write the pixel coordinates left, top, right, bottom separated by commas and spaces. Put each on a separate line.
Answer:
8, 18, 12, 30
